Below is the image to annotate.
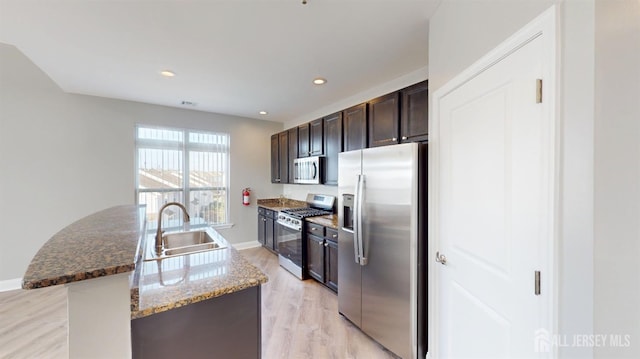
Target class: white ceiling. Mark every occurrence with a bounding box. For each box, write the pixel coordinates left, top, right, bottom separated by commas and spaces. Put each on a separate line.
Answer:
0, 0, 439, 122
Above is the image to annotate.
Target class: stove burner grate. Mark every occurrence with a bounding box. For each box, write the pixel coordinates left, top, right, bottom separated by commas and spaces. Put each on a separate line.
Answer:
280, 207, 332, 218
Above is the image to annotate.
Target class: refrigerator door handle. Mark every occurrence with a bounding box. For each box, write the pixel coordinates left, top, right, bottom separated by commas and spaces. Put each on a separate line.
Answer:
356, 174, 368, 266
353, 174, 362, 264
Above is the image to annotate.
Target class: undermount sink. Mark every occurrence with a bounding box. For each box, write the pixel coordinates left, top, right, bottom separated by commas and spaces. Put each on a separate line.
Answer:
144, 228, 227, 261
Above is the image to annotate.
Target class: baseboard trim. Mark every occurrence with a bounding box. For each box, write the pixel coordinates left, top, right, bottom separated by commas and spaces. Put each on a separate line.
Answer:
0, 278, 23, 292
232, 241, 262, 251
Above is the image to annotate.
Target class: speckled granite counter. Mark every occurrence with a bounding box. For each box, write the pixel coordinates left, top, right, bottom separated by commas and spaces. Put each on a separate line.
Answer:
130, 227, 268, 319
22, 205, 146, 289
256, 197, 307, 211
306, 214, 338, 229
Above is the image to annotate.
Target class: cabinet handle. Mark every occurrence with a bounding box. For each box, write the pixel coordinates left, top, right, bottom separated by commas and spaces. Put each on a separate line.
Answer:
332, 234, 337, 238
392, 137, 397, 141
262, 218, 266, 222
402, 136, 408, 140
324, 242, 328, 247
311, 227, 318, 231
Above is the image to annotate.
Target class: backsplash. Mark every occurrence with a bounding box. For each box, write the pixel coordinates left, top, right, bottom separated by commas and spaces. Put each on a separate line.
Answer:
282, 184, 338, 202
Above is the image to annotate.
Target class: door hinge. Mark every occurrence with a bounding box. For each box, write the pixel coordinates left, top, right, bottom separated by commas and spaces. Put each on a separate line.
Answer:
534, 270, 541, 295
536, 79, 543, 103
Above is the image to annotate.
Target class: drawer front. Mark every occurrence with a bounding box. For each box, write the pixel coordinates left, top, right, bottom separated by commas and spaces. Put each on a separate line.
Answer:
325, 228, 339, 241
306, 222, 325, 237
266, 209, 276, 219
258, 207, 276, 219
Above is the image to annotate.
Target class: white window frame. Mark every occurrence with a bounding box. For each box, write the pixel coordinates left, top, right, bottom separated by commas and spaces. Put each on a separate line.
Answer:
134, 124, 230, 231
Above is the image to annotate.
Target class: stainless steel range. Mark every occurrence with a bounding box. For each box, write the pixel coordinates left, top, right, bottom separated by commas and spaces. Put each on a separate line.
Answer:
276, 194, 335, 279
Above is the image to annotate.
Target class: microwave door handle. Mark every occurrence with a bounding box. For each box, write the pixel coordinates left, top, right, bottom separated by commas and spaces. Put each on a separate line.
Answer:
357, 174, 367, 266
312, 162, 317, 179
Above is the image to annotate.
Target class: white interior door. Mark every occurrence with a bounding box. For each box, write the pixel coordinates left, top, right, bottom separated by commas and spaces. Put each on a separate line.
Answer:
432, 10, 555, 358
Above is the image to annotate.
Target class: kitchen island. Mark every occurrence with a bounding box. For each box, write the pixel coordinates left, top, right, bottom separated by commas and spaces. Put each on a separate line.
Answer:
22, 205, 268, 359
130, 226, 268, 358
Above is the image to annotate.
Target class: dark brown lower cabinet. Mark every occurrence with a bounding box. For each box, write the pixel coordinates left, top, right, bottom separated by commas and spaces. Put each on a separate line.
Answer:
307, 233, 325, 283
258, 207, 276, 253
131, 286, 261, 359
325, 239, 338, 292
305, 222, 338, 293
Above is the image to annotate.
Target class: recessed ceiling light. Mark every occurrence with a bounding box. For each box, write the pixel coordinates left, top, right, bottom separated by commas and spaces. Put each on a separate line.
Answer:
160, 70, 175, 77
313, 77, 327, 85
259, 111, 268, 115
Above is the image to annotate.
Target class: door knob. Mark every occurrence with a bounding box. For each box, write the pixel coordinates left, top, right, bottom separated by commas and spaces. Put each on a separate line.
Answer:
435, 251, 447, 265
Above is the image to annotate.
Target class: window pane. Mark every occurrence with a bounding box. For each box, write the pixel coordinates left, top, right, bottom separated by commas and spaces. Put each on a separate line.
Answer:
188, 132, 227, 145
139, 191, 186, 231
138, 127, 183, 142
189, 189, 227, 225
138, 149, 183, 189
189, 151, 226, 188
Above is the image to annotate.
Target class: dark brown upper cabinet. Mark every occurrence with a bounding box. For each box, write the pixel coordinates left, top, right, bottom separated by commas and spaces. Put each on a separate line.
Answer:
368, 92, 400, 147
270, 131, 289, 183
278, 131, 289, 183
309, 118, 324, 156
270, 134, 279, 183
298, 123, 310, 158
343, 103, 367, 152
323, 111, 343, 186
288, 127, 299, 183
400, 80, 429, 143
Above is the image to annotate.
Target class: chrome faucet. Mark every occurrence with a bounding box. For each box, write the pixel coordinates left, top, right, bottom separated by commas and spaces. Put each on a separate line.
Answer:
156, 202, 191, 254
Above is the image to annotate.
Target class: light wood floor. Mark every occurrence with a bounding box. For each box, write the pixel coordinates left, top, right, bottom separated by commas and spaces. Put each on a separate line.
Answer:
0, 284, 68, 358
0, 247, 398, 359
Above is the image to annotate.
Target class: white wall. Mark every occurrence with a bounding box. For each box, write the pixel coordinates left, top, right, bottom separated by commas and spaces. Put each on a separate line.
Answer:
429, 0, 596, 358
594, 0, 640, 358
0, 43, 283, 281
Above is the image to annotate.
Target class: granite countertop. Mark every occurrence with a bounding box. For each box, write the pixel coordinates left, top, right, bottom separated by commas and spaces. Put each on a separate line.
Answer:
306, 214, 338, 229
130, 227, 268, 319
22, 205, 147, 289
256, 198, 307, 211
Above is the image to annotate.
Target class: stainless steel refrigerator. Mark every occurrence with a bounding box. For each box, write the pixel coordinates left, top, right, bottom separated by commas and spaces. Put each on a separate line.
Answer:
338, 142, 427, 359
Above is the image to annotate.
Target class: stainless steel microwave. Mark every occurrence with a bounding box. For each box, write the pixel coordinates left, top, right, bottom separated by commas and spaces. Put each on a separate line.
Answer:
293, 156, 324, 184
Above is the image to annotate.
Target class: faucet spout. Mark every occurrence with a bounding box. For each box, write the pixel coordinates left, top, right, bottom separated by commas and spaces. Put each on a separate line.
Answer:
156, 202, 191, 255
